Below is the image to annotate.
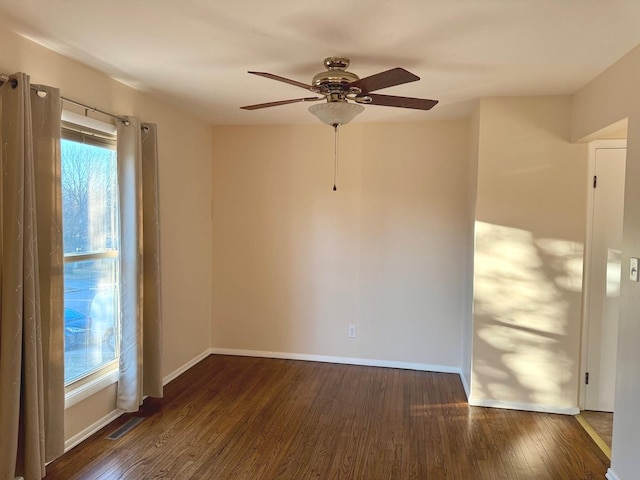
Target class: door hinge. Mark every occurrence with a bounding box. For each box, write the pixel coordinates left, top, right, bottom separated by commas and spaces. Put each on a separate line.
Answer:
585, 372, 590, 385
593, 175, 597, 188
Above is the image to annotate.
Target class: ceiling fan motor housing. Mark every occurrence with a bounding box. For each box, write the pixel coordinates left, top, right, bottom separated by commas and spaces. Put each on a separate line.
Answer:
311, 57, 361, 98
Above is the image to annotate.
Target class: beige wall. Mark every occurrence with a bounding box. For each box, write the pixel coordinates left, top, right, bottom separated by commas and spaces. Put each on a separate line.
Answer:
212, 121, 472, 368
573, 44, 640, 480
0, 26, 213, 440
471, 97, 588, 412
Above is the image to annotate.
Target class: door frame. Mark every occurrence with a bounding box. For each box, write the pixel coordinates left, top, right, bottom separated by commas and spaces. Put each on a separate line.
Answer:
578, 139, 627, 410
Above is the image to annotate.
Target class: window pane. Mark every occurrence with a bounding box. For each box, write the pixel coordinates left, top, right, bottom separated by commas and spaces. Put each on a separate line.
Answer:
61, 139, 118, 255
64, 258, 119, 383
62, 135, 120, 386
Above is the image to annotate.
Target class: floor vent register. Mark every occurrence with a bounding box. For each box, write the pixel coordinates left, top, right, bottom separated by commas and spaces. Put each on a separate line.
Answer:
107, 417, 144, 440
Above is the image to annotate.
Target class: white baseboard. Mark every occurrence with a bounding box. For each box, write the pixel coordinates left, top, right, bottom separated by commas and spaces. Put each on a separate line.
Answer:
459, 371, 471, 399
209, 347, 477, 398
64, 409, 123, 453
162, 349, 212, 386
606, 468, 620, 480
210, 346, 462, 374
468, 397, 580, 415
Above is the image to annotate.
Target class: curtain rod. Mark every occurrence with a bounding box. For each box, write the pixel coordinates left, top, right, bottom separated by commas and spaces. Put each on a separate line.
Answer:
1, 73, 130, 126
58, 96, 130, 126
0, 73, 17, 88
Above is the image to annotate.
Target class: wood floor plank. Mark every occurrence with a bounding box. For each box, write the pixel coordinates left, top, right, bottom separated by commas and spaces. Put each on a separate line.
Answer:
44, 355, 610, 479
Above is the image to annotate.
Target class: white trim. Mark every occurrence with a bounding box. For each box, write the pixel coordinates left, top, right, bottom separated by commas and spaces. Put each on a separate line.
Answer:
64, 409, 123, 453
162, 349, 213, 385
606, 468, 621, 480
210, 347, 461, 374
468, 397, 579, 415
64, 250, 118, 263
210, 347, 475, 397
62, 109, 117, 134
579, 138, 626, 410
65, 368, 119, 409
459, 371, 471, 399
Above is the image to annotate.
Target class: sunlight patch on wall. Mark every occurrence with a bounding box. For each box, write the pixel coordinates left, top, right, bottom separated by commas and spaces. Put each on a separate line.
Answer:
536, 238, 584, 293
473, 221, 583, 406
474, 222, 582, 336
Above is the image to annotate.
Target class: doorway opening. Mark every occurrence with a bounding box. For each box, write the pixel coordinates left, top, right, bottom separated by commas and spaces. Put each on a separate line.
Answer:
579, 135, 627, 458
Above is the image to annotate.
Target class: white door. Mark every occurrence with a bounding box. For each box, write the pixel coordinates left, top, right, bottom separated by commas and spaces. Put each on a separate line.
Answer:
585, 144, 626, 412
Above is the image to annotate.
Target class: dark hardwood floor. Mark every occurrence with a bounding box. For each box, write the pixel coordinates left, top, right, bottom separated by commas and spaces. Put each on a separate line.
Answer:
45, 355, 609, 479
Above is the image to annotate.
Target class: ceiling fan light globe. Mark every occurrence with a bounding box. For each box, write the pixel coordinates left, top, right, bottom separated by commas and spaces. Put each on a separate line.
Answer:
308, 102, 364, 126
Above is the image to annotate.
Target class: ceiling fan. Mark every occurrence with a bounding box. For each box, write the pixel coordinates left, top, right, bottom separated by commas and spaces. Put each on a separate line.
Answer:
240, 57, 438, 126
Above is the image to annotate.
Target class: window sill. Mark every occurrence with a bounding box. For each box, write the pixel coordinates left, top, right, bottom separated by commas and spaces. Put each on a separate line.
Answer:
65, 368, 119, 409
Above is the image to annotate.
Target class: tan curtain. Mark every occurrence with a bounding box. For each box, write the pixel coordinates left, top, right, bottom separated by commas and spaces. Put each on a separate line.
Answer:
116, 118, 163, 412
0, 74, 64, 479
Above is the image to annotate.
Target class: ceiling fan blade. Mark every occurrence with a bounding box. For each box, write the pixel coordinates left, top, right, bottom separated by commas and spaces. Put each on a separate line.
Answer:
248, 71, 312, 90
240, 97, 323, 110
347, 67, 419, 93
362, 93, 438, 110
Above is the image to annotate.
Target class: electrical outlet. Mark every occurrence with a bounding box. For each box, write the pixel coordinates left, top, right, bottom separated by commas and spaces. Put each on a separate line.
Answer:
348, 324, 357, 338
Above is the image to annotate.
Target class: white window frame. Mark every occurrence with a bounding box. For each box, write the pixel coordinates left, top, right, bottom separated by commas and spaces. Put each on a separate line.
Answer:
61, 111, 121, 408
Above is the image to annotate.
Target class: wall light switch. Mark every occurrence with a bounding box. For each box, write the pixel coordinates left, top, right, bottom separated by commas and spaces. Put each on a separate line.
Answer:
631, 257, 639, 282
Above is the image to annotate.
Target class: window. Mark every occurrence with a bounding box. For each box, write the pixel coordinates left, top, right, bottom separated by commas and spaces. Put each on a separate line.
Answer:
62, 120, 120, 385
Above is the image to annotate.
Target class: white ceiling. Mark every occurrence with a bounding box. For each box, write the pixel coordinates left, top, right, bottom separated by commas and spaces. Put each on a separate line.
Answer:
2, 0, 640, 125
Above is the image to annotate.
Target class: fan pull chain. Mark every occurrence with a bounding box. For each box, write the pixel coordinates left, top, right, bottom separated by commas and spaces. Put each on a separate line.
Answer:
333, 124, 339, 191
